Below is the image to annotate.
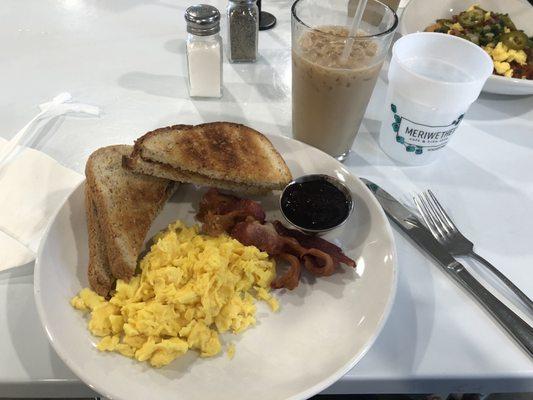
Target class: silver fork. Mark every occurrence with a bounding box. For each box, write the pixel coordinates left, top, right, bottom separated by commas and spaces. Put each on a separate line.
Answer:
414, 189, 533, 314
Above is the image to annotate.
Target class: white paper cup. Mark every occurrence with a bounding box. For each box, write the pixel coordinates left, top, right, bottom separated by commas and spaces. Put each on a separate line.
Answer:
378, 32, 493, 165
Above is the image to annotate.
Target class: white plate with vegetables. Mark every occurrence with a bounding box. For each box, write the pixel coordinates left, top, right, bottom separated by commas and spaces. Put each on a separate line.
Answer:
400, 0, 533, 95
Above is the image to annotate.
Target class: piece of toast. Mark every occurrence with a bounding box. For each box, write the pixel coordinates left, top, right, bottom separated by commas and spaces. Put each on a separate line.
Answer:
123, 123, 292, 193
85, 184, 114, 297
85, 145, 175, 282
123, 152, 272, 195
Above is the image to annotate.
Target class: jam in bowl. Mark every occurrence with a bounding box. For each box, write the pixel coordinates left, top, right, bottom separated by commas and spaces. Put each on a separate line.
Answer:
279, 174, 353, 234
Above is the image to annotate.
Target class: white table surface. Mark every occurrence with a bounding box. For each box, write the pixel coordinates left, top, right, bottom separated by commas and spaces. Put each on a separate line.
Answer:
1, 0, 532, 397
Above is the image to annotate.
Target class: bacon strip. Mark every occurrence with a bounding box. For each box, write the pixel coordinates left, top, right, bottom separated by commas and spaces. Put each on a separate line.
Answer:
272, 253, 301, 290
273, 220, 355, 268
198, 188, 265, 236
200, 210, 251, 237
231, 220, 288, 255
303, 250, 336, 277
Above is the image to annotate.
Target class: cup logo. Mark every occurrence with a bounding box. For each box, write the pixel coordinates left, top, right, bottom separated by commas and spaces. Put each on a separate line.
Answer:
391, 104, 464, 155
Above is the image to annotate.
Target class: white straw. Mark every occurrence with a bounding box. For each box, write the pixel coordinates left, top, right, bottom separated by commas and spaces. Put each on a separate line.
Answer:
340, 0, 367, 64
0, 92, 101, 167
0, 93, 71, 165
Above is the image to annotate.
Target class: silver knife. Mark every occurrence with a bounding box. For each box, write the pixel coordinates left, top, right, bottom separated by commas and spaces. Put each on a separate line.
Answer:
361, 178, 533, 358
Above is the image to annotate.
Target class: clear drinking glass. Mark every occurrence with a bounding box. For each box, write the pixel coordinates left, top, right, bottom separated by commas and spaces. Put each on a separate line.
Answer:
291, 0, 397, 161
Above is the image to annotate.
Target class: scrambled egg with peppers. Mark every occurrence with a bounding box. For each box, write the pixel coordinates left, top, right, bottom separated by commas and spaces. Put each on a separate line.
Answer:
71, 221, 279, 367
425, 4, 532, 79
484, 41, 527, 78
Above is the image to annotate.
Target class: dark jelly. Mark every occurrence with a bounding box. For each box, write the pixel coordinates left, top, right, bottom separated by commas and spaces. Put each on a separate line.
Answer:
280, 178, 351, 231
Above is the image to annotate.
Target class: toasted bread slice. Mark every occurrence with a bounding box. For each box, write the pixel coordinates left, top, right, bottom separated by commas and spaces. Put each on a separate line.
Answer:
123, 152, 271, 195
123, 123, 292, 193
85, 145, 175, 281
85, 184, 114, 297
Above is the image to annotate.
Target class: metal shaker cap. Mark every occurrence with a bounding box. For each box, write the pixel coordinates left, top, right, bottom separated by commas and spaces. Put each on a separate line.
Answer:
185, 4, 221, 36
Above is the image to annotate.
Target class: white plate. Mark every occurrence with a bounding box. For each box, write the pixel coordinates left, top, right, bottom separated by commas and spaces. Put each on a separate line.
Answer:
34, 135, 397, 400
400, 0, 533, 95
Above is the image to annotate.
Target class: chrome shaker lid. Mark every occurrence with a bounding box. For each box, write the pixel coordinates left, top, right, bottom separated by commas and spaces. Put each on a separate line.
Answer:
185, 4, 221, 36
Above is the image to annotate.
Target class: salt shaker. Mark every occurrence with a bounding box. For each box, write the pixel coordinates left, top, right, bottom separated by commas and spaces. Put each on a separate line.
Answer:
227, 0, 259, 62
185, 4, 223, 98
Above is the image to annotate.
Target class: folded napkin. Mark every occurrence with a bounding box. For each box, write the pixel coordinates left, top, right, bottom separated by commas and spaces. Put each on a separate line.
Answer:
0, 94, 99, 271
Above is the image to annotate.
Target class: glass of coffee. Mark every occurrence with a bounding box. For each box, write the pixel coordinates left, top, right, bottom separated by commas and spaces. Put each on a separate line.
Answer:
291, 0, 397, 161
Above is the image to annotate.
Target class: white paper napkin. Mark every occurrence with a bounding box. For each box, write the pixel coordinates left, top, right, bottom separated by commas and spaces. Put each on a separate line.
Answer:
0, 95, 99, 271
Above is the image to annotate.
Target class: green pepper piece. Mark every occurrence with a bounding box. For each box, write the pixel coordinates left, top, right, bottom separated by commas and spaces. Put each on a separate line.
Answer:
483, 32, 495, 43
479, 35, 491, 46
437, 18, 454, 27
466, 33, 480, 45
457, 10, 484, 27
502, 31, 528, 50
500, 14, 516, 31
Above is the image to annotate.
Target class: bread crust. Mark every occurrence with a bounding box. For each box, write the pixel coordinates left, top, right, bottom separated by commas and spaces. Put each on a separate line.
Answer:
85, 184, 114, 297
85, 145, 175, 281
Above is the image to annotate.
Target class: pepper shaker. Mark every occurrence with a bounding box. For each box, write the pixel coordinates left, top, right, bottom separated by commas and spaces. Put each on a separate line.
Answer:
227, 0, 259, 62
185, 4, 223, 98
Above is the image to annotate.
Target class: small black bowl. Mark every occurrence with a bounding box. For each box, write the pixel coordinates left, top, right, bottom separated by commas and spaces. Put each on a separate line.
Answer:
279, 174, 354, 234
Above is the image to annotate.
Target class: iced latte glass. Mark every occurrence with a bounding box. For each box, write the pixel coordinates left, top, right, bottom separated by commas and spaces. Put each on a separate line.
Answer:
291, 0, 397, 161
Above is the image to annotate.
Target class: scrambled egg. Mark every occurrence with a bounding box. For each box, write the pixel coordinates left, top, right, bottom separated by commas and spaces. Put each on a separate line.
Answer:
226, 342, 236, 359
484, 42, 527, 78
71, 221, 279, 367
449, 22, 463, 32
